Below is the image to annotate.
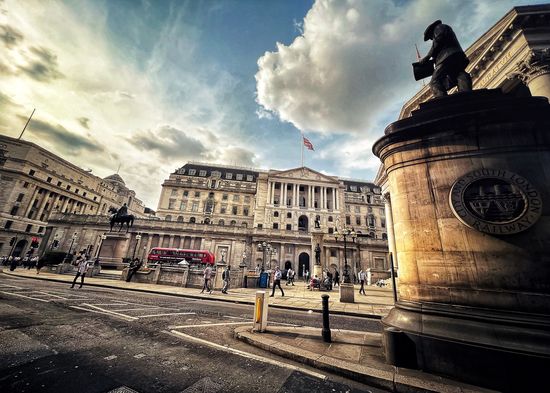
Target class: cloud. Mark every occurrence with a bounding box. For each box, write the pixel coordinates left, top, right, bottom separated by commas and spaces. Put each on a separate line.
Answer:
127, 125, 208, 160
0, 24, 22, 48
17, 45, 63, 82
211, 146, 256, 167
77, 117, 90, 129
255, 0, 533, 137
23, 116, 104, 155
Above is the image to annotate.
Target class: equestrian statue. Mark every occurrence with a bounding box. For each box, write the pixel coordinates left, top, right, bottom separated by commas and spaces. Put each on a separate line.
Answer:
108, 203, 134, 232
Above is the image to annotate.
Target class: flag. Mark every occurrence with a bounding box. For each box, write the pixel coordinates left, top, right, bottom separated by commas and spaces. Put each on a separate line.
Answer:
303, 136, 314, 151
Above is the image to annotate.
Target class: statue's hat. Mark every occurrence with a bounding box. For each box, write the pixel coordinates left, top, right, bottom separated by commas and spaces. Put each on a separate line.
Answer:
424, 20, 442, 41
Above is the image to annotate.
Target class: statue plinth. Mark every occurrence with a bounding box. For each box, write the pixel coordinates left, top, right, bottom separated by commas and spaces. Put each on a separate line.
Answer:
373, 89, 550, 391
339, 283, 354, 303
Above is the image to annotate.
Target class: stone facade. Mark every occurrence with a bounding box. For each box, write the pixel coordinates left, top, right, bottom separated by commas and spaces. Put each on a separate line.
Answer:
42, 162, 389, 278
0, 135, 147, 258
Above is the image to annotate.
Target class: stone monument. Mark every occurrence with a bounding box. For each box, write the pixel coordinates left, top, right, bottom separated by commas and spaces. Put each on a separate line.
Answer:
373, 89, 550, 391
311, 230, 324, 279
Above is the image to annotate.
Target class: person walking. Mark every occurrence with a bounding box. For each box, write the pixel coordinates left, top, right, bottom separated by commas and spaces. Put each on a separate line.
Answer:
222, 265, 231, 294
304, 269, 310, 283
270, 266, 284, 297
358, 269, 366, 295
334, 270, 340, 287
201, 264, 213, 294
71, 257, 91, 289
286, 268, 294, 286
126, 258, 142, 282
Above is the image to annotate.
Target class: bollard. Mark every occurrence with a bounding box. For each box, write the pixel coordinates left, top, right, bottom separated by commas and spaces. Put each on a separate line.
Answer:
321, 294, 331, 343
253, 291, 269, 332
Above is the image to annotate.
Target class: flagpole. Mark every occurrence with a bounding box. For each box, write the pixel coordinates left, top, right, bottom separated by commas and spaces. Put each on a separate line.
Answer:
301, 132, 304, 168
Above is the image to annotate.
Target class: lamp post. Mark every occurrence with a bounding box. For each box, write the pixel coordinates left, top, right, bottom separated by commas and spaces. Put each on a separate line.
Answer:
95, 234, 107, 259
333, 227, 356, 284
64, 232, 78, 263
257, 241, 276, 271
132, 233, 141, 260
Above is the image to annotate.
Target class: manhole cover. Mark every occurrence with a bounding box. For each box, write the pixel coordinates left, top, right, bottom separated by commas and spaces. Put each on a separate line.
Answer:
108, 387, 139, 393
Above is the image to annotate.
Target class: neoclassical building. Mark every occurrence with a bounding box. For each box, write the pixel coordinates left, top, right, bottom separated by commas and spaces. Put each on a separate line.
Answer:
0, 135, 147, 258
44, 162, 389, 279
376, 3, 550, 270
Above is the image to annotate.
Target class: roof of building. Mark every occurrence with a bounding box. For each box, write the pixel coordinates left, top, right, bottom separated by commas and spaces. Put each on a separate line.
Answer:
103, 173, 126, 186
175, 163, 260, 182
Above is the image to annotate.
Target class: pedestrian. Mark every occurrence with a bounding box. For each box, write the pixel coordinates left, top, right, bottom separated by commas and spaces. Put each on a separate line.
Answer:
9, 255, 17, 271
36, 257, 45, 274
270, 266, 284, 297
222, 265, 231, 294
255, 264, 261, 274
71, 257, 91, 289
358, 269, 366, 295
304, 269, 310, 283
334, 270, 340, 287
126, 258, 142, 282
286, 267, 293, 286
201, 264, 213, 294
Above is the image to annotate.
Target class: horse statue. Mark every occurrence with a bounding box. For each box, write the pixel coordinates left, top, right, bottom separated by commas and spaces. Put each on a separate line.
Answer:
108, 207, 134, 232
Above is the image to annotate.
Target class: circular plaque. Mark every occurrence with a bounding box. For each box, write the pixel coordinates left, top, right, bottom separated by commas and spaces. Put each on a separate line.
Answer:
449, 169, 542, 235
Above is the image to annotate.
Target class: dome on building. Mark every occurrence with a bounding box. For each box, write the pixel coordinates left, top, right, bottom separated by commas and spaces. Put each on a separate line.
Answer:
104, 173, 126, 186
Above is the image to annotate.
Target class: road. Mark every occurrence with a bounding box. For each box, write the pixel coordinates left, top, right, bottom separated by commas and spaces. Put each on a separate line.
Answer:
0, 274, 387, 393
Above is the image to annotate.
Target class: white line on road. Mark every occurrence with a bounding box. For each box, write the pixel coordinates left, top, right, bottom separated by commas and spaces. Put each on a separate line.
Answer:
223, 315, 251, 320
169, 321, 252, 329
35, 291, 68, 299
0, 291, 50, 302
109, 307, 180, 312
137, 312, 196, 318
165, 330, 327, 380
92, 303, 129, 306
70, 306, 136, 322
82, 304, 139, 320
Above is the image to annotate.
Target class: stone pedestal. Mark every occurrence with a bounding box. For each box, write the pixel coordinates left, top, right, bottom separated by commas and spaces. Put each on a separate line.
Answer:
373, 89, 550, 392
214, 263, 226, 290
339, 283, 354, 303
311, 229, 325, 278
313, 264, 323, 279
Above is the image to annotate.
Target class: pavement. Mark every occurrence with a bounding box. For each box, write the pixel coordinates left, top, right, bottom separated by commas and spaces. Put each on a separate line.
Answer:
2, 267, 496, 393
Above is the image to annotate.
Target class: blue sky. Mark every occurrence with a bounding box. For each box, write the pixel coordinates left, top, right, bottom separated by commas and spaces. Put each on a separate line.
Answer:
0, 0, 546, 207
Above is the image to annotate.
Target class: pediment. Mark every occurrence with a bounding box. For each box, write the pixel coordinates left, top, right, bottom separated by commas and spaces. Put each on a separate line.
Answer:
270, 167, 339, 184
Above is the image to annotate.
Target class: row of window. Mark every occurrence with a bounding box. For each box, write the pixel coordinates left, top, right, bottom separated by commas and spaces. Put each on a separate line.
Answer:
4, 220, 44, 233
164, 215, 248, 227
345, 215, 386, 227
179, 168, 255, 182
346, 205, 385, 215
27, 170, 99, 201
170, 189, 252, 203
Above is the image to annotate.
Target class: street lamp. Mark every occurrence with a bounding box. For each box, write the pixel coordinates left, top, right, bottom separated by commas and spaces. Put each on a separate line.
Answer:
132, 233, 141, 260
333, 227, 356, 284
257, 241, 276, 271
64, 232, 78, 263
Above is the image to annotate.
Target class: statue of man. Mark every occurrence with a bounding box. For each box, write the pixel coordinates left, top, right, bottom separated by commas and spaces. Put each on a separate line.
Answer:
315, 215, 321, 229
419, 20, 472, 97
315, 244, 321, 265
117, 203, 128, 218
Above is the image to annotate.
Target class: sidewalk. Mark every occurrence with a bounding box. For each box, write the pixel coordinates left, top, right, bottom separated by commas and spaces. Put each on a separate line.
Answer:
234, 326, 497, 393
1, 268, 394, 318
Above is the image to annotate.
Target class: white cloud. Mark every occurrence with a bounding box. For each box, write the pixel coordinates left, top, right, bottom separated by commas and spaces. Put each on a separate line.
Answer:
255, 0, 535, 138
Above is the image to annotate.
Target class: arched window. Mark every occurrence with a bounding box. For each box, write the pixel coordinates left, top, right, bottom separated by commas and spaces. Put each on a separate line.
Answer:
165, 215, 172, 221
189, 217, 196, 223
230, 220, 237, 226
218, 219, 225, 226
274, 211, 279, 217
382, 233, 388, 240
328, 216, 333, 222
204, 218, 211, 224
286, 212, 292, 218
177, 216, 184, 222
241, 222, 248, 228
369, 231, 375, 238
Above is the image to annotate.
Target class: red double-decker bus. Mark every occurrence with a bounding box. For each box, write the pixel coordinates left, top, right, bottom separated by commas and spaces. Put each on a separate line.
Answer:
147, 248, 215, 266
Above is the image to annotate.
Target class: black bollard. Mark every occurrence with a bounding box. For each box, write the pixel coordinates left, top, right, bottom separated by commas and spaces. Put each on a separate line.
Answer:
321, 294, 331, 343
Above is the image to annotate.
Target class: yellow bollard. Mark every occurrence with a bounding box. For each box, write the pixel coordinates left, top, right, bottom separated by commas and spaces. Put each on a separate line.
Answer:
253, 291, 269, 332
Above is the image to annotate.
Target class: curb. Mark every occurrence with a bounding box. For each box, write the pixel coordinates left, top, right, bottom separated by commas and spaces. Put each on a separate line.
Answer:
233, 326, 496, 393
1, 271, 383, 319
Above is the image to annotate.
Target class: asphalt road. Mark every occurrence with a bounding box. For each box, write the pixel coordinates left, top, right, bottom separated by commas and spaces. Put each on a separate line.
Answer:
0, 274, 387, 393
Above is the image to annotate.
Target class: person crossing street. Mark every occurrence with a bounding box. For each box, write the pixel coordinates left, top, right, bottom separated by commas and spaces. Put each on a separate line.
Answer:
270, 266, 284, 297
71, 257, 91, 289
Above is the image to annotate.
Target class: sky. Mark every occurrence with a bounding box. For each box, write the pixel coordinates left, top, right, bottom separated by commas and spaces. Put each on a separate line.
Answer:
0, 0, 546, 208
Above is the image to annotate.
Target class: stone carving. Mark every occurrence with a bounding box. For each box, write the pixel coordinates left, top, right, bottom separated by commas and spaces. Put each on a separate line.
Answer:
509, 48, 550, 84
449, 169, 542, 235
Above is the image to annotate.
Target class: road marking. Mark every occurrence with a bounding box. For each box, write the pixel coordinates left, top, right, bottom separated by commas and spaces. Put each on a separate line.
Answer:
109, 307, 179, 312
169, 321, 251, 329
0, 291, 50, 302
0, 284, 22, 289
70, 306, 136, 322
35, 291, 68, 299
82, 304, 139, 321
223, 315, 251, 320
93, 303, 130, 306
165, 330, 327, 380
137, 312, 196, 318
104, 355, 118, 361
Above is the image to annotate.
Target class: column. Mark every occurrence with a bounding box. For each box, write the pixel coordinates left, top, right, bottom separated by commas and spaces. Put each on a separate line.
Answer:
61, 197, 70, 213
168, 235, 175, 248
282, 183, 287, 206
510, 49, 550, 101
35, 192, 50, 220
331, 188, 335, 211
23, 187, 40, 217
323, 187, 327, 209
179, 236, 185, 249
335, 189, 339, 210
271, 182, 276, 204
295, 184, 300, 206
267, 181, 272, 205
